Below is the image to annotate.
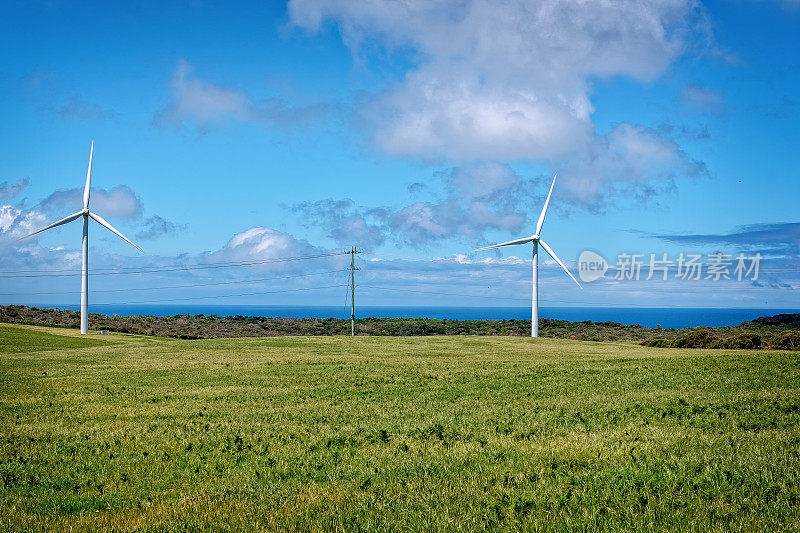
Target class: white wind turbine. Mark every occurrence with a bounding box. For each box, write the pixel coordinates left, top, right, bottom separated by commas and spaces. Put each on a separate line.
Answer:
19, 142, 145, 334
474, 173, 581, 337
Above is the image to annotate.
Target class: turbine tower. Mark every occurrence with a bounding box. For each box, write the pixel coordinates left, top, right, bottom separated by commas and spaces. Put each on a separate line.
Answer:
474, 173, 581, 338
19, 142, 145, 334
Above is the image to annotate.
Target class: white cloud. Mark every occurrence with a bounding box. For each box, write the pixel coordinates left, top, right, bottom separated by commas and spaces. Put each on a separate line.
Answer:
0, 205, 48, 241
297, 150, 705, 248
293, 199, 386, 249
558, 123, 705, 210
206, 227, 324, 265
40, 185, 143, 219
388, 162, 529, 245
0, 204, 81, 276
35, 182, 184, 242
155, 60, 330, 130
156, 60, 252, 127
225, 227, 314, 257
371, 80, 594, 160
290, 0, 701, 159
290, 0, 709, 207
199, 226, 354, 277
294, 162, 534, 248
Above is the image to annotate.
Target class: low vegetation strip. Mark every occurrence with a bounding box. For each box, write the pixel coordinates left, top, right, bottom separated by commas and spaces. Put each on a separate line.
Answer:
0, 324, 798, 530
1, 304, 799, 350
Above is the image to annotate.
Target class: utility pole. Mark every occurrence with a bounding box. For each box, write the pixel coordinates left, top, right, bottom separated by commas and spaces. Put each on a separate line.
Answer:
349, 245, 358, 336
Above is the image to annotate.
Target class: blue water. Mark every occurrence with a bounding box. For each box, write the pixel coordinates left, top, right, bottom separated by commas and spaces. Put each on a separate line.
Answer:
38, 304, 800, 329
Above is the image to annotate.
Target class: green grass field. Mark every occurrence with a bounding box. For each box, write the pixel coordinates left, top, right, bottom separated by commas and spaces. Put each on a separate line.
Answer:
1, 323, 799, 531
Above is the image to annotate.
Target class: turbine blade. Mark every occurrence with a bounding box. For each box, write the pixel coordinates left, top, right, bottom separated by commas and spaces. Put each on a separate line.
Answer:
473, 236, 535, 252
535, 173, 558, 236
83, 140, 93, 209
89, 211, 145, 254
17, 211, 83, 241
539, 239, 582, 289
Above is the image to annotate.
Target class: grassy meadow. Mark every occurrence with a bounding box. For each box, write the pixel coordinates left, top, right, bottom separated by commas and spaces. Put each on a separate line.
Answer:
1, 323, 799, 531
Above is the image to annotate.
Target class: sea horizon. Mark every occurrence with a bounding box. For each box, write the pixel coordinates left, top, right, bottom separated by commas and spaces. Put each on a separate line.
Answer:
14, 304, 800, 329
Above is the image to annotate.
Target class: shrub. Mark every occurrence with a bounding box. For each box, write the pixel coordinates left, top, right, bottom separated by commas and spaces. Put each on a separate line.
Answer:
644, 338, 670, 348
672, 328, 716, 348
721, 333, 762, 349
774, 331, 800, 351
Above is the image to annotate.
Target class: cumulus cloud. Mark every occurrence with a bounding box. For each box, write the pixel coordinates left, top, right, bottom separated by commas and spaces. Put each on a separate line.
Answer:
155, 60, 330, 130
293, 199, 386, 249
294, 162, 540, 248
290, 0, 709, 208
40, 185, 143, 219
0, 204, 48, 242
389, 162, 529, 245
557, 123, 706, 211
205, 227, 329, 274
220, 227, 316, 258
135, 215, 187, 240
370, 80, 594, 161
0, 204, 80, 275
0, 178, 29, 201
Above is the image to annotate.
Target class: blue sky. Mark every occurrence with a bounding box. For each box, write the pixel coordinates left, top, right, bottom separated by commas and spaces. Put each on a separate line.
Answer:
0, 0, 798, 310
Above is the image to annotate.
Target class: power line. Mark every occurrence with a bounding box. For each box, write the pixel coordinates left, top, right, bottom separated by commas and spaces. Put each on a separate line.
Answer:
2, 252, 796, 280
351, 253, 800, 271
0, 251, 349, 278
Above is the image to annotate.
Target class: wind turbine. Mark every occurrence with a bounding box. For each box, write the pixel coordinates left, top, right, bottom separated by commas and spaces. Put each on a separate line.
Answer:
474, 173, 581, 338
19, 142, 145, 334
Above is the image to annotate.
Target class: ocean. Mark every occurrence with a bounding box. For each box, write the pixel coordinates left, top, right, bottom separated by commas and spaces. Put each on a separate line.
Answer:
36, 304, 800, 329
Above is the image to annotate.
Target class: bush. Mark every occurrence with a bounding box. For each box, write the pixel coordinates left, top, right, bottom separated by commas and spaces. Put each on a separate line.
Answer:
774, 331, 800, 351
673, 328, 716, 348
644, 338, 670, 348
721, 333, 762, 350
